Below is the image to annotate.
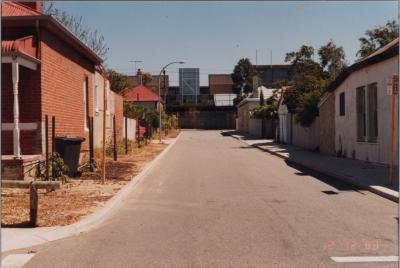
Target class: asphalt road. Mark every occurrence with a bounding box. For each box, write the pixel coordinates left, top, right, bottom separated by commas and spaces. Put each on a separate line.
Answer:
14, 130, 399, 267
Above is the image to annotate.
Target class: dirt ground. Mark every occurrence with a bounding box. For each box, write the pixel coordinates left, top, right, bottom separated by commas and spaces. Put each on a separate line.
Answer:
2, 142, 168, 227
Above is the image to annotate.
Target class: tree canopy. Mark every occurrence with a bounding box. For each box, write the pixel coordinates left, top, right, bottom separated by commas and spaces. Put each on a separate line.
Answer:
357, 19, 399, 59
141, 73, 153, 86
282, 41, 343, 127
318, 40, 346, 81
231, 58, 257, 95
106, 69, 133, 96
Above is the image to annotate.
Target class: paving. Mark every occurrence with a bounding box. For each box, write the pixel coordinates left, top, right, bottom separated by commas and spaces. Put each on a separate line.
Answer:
3, 130, 398, 268
1, 136, 180, 253
229, 131, 399, 202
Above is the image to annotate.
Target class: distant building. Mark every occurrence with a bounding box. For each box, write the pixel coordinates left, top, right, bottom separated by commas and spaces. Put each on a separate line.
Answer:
128, 69, 169, 96
209, 74, 236, 107
209, 74, 233, 94
255, 64, 292, 87
179, 68, 200, 96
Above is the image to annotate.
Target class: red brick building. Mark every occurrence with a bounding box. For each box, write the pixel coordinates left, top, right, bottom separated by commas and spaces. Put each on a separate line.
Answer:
1, 2, 103, 179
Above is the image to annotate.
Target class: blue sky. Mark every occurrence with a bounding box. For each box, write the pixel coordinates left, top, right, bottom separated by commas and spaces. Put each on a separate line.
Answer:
56, 1, 398, 86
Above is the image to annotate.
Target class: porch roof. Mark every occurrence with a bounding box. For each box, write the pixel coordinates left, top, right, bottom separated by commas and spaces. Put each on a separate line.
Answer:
2, 35, 40, 70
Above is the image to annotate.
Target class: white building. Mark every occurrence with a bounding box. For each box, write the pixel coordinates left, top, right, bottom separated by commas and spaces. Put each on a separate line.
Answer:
327, 38, 399, 164
236, 77, 276, 135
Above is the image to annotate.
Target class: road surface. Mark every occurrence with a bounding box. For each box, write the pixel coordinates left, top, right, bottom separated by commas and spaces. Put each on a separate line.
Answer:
8, 130, 399, 267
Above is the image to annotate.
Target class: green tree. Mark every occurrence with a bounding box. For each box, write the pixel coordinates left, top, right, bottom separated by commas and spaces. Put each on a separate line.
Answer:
107, 69, 133, 96
283, 45, 324, 113
142, 72, 153, 86
318, 40, 346, 81
357, 19, 399, 58
285, 45, 322, 78
231, 58, 257, 95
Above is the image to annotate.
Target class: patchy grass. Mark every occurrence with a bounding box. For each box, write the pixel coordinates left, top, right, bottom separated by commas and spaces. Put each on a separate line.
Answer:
2, 142, 168, 227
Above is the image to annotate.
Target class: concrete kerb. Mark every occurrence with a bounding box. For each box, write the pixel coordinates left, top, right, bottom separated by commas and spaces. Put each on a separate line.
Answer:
2, 132, 183, 253
229, 133, 398, 203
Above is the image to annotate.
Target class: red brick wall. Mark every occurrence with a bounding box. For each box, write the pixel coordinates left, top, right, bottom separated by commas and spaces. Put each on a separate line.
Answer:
40, 29, 95, 152
1, 28, 97, 156
113, 92, 124, 141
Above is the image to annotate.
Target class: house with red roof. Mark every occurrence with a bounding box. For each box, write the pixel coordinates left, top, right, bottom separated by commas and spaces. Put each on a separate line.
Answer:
125, 84, 164, 111
1, 1, 104, 179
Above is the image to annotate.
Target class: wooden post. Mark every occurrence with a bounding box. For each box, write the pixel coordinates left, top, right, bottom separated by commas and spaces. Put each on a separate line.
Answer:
89, 117, 94, 172
29, 183, 38, 227
102, 79, 107, 184
125, 116, 128, 154
51, 116, 55, 178
113, 115, 117, 161
45, 115, 49, 180
137, 93, 140, 148
389, 75, 398, 184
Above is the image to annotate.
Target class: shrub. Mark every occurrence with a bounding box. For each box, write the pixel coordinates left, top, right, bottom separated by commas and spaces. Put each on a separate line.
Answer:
35, 152, 69, 183
295, 89, 323, 127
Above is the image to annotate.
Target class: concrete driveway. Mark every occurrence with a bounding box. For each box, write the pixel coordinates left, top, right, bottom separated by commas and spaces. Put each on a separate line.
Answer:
8, 130, 398, 268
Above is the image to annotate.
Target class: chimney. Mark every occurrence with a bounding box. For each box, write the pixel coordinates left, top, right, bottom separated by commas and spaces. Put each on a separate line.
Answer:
137, 68, 142, 85
20, 1, 43, 12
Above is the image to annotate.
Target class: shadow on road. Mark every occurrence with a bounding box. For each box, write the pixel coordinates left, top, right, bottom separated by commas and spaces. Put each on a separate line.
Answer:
285, 160, 366, 194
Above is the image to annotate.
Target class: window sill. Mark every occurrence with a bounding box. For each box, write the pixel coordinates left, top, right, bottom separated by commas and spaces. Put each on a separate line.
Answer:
356, 141, 378, 145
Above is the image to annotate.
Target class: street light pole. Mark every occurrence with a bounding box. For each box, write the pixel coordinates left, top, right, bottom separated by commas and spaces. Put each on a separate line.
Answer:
158, 61, 185, 142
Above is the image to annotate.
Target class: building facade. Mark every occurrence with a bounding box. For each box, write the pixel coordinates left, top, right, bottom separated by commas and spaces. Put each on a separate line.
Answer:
179, 68, 200, 100
327, 38, 399, 164
255, 65, 292, 87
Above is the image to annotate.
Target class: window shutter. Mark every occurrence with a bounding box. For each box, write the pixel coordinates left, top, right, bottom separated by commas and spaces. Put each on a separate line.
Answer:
367, 83, 378, 142
356, 86, 365, 142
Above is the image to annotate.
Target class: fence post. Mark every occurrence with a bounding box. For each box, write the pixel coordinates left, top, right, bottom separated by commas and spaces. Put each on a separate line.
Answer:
113, 115, 117, 161
29, 183, 38, 227
51, 116, 55, 178
137, 116, 140, 148
45, 115, 49, 180
125, 116, 128, 154
90, 117, 94, 172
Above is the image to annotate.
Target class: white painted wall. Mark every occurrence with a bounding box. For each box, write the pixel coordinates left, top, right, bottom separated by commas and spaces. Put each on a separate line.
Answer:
122, 117, 137, 141
236, 100, 258, 133
334, 56, 399, 164
278, 103, 292, 144
93, 71, 105, 149
292, 118, 320, 150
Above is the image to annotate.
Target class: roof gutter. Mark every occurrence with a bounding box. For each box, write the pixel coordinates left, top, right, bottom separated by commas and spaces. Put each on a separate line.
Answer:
2, 15, 103, 64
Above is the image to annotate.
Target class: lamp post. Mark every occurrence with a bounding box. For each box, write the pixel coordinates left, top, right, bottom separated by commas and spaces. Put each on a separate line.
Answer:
158, 61, 185, 142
